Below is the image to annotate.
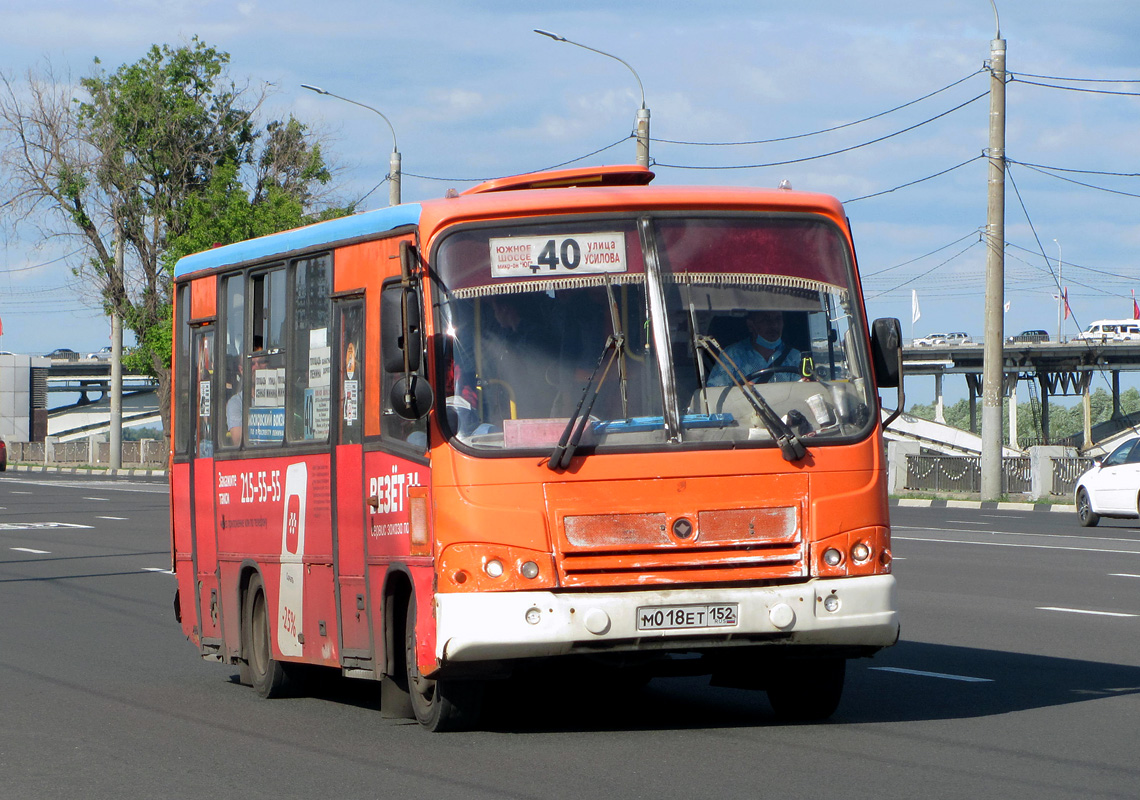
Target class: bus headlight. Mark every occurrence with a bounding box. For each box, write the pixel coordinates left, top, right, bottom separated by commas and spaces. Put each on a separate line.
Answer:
520, 560, 540, 579
851, 542, 872, 563
823, 548, 843, 567
484, 559, 504, 578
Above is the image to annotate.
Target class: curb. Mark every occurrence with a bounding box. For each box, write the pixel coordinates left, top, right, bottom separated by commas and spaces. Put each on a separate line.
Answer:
891, 498, 1073, 513
8, 464, 167, 478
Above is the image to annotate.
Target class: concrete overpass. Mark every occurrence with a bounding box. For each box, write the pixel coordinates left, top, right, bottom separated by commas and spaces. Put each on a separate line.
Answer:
902, 339, 1140, 447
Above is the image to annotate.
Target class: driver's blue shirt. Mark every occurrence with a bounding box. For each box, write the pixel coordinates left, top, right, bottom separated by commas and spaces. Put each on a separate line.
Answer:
707, 339, 802, 386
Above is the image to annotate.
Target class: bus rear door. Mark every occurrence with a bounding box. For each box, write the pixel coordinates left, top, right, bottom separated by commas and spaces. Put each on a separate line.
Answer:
332, 297, 372, 664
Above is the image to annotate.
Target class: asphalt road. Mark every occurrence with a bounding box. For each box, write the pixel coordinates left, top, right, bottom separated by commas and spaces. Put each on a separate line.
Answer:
1, 474, 1137, 799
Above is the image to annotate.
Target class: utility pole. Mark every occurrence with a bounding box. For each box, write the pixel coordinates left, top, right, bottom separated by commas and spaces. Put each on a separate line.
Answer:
980, 6, 1007, 500
110, 212, 123, 471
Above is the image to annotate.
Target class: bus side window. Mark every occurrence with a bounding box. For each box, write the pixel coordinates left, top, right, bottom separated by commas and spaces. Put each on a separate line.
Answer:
174, 284, 192, 456
380, 280, 428, 450
220, 274, 245, 448
247, 268, 287, 446
287, 255, 332, 443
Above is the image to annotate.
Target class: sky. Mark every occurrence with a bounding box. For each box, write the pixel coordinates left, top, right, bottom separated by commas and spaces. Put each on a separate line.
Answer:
1, 0, 1138, 405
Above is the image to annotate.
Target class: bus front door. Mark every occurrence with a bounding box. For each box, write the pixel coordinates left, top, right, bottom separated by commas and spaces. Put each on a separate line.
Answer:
190, 325, 223, 647
332, 298, 372, 664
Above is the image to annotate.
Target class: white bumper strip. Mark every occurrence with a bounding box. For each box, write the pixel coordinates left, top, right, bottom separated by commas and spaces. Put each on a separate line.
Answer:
436, 575, 898, 663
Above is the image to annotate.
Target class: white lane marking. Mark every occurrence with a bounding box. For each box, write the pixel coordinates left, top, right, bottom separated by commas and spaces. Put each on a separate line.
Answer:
896, 525, 1140, 545
871, 667, 993, 682
1037, 606, 1138, 618
11, 547, 50, 554
1109, 573, 1140, 579
96, 516, 128, 521
893, 535, 1140, 556
0, 522, 93, 530
142, 567, 174, 574
9, 491, 32, 495
83, 497, 110, 502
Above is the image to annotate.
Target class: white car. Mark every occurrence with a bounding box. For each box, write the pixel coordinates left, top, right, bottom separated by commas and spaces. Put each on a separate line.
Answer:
913, 332, 970, 346
913, 333, 947, 346
1075, 437, 1140, 527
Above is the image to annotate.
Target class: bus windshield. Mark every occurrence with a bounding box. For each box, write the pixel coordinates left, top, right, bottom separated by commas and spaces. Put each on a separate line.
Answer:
433, 214, 875, 454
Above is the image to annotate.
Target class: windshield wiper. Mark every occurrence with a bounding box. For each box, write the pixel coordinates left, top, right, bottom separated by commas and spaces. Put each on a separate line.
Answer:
693, 334, 806, 462
548, 332, 623, 471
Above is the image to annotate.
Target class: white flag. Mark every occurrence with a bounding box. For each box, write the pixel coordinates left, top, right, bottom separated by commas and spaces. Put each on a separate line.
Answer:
1004, 300, 1011, 312
911, 290, 921, 325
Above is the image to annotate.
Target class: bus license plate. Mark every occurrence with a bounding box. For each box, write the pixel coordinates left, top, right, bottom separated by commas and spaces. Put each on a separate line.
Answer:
636, 603, 738, 631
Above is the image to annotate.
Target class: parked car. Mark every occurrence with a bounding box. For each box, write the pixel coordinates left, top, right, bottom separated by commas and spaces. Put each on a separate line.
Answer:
1074, 437, 1140, 527
942, 331, 971, 345
1007, 329, 1050, 343
45, 347, 79, 360
87, 346, 113, 360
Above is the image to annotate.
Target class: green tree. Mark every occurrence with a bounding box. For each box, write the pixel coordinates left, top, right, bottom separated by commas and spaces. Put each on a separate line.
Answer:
0, 39, 351, 437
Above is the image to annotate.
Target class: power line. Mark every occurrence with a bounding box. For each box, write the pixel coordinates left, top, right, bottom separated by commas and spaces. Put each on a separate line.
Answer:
651, 92, 987, 171
0, 248, 84, 274
1004, 240, 1140, 283
1006, 159, 1140, 178
1011, 71, 1140, 84
844, 154, 984, 204
1010, 77, 1140, 97
864, 239, 981, 300
1007, 159, 1140, 199
862, 229, 982, 277
403, 136, 631, 184
652, 69, 985, 147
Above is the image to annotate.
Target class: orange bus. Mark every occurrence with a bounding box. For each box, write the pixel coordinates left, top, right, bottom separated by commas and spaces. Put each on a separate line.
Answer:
171, 164, 902, 730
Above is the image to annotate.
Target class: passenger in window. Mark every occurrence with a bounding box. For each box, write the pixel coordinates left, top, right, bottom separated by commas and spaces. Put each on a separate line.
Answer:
226, 356, 243, 446
708, 310, 803, 385
482, 293, 557, 419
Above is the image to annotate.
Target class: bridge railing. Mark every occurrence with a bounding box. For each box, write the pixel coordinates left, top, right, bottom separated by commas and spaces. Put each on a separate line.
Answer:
903, 451, 1087, 499
10, 439, 167, 469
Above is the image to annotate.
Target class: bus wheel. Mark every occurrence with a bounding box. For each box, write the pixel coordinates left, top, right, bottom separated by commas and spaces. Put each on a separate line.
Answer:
244, 573, 290, 698
1077, 488, 1099, 527
765, 657, 845, 722
405, 600, 483, 731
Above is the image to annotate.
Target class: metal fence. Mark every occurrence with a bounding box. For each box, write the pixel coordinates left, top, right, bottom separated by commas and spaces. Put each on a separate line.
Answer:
1004, 456, 1032, 495
906, 454, 1033, 496
1052, 456, 1095, 498
907, 455, 981, 493
9, 440, 166, 468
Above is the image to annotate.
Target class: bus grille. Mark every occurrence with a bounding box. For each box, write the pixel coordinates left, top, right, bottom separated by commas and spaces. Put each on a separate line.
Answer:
557, 506, 805, 587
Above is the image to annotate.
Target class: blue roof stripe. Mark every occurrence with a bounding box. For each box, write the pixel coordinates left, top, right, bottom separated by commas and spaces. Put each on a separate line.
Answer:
173, 203, 422, 278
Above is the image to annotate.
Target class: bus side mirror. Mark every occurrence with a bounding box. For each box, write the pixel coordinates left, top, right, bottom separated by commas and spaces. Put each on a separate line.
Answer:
871, 317, 902, 389
390, 374, 434, 420
381, 285, 422, 373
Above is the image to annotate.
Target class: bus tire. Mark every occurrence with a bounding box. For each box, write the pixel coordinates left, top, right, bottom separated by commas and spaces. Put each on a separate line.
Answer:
765, 657, 845, 722
405, 599, 483, 731
244, 573, 290, 698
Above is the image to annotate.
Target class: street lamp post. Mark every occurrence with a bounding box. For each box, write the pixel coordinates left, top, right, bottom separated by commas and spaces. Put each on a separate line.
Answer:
301, 84, 401, 206
1054, 238, 1063, 343
534, 30, 650, 167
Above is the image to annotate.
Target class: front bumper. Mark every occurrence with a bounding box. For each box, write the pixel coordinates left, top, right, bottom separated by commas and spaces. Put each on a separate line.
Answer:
436, 574, 898, 663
